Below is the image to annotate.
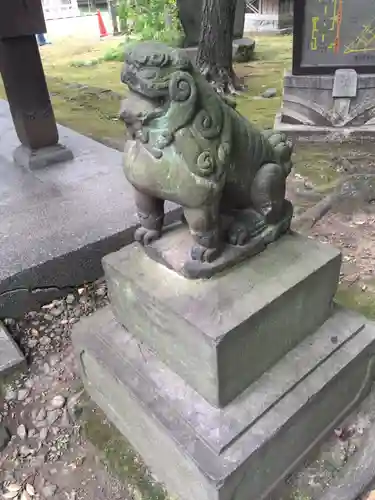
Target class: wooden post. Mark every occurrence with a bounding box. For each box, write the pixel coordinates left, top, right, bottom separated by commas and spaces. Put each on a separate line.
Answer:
0, 0, 73, 169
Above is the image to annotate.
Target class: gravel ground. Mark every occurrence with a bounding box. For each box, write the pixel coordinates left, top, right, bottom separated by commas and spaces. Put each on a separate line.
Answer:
0, 280, 131, 500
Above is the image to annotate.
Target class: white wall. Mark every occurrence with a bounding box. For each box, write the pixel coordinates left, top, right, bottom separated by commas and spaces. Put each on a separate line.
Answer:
45, 12, 112, 40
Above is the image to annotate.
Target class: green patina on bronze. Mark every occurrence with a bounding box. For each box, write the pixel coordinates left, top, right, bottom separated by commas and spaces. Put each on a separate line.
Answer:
120, 41, 294, 271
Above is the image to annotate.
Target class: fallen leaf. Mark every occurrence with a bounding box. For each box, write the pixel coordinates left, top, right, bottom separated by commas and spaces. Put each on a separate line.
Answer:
3, 491, 19, 499
25, 484, 35, 497
20, 492, 31, 500
367, 491, 375, 500
5, 486, 21, 493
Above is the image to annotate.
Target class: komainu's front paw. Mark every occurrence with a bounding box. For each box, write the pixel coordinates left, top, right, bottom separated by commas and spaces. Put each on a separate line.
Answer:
134, 226, 161, 245
190, 244, 221, 263
227, 222, 250, 246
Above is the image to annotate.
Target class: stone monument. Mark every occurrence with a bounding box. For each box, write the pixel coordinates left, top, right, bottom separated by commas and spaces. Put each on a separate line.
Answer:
73, 42, 375, 500
0, 0, 73, 169
276, 0, 375, 138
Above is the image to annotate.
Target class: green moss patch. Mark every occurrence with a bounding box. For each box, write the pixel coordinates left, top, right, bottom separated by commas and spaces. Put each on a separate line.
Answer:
81, 398, 170, 500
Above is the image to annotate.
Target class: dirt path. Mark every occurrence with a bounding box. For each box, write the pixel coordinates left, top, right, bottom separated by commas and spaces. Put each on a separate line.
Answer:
0, 282, 131, 500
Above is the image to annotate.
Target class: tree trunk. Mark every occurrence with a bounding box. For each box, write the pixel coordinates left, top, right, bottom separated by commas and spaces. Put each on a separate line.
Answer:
196, 0, 242, 94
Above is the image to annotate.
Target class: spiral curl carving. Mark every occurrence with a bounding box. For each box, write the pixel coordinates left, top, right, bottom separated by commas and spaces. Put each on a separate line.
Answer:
194, 106, 223, 140
169, 72, 193, 102
196, 151, 215, 176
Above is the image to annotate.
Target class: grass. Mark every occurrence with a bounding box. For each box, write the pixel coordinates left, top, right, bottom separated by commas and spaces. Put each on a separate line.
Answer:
0, 34, 344, 191
292, 146, 342, 191
336, 283, 375, 320
0, 38, 125, 145
236, 35, 292, 128
0, 34, 292, 144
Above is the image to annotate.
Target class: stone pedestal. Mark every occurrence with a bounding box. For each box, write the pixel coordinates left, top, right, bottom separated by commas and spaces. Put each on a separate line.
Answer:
13, 144, 73, 170
72, 233, 375, 500
276, 71, 375, 139
0, 321, 25, 378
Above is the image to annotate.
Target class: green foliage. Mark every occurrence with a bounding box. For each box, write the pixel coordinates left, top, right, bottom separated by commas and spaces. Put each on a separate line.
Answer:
102, 44, 125, 62
292, 493, 312, 500
117, 0, 183, 46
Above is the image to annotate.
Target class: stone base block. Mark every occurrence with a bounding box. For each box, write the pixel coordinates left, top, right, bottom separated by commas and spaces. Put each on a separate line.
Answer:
276, 72, 375, 138
274, 113, 375, 141
232, 38, 256, 63
13, 143, 74, 170
73, 306, 375, 500
0, 321, 26, 378
143, 201, 293, 280
182, 38, 255, 64
103, 233, 341, 407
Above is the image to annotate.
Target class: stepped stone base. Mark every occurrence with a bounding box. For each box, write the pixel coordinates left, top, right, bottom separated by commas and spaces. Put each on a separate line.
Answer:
103, 233, 341, 407
72, 233, 375, 500
73, 306, 375, 500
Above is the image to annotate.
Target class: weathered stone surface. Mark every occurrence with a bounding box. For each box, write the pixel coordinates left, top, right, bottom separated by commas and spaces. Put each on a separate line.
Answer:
0, 321, 26, 377
104, 232, 341, 407
73, 305, 375, 500
0, 99, 178, 318
143, 202, 292, 279
332, 69, 358, 99
13, 144, 74, 170
276, 72, 375, 136
232, 37, 256, 63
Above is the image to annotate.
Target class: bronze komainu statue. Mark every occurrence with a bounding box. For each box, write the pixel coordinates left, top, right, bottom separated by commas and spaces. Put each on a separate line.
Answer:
120, 42, 293, 264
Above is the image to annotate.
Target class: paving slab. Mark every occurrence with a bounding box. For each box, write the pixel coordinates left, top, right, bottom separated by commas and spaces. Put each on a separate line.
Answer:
0, 100, 177, 318
0, 321, 26, 377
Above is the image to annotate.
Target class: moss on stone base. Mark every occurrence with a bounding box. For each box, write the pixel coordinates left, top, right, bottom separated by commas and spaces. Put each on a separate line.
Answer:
81, 396, 171, 500
336, 284, 375, 320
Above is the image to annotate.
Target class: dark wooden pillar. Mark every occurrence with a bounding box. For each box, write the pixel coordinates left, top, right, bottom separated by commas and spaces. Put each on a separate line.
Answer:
0, 0, 73, 169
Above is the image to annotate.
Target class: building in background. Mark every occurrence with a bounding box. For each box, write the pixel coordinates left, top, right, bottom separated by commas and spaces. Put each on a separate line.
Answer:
42, 0, 80, 19
245, 0, 294, 33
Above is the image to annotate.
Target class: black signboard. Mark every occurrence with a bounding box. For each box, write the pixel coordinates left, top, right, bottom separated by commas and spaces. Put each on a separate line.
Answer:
293, 0, 375, 75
